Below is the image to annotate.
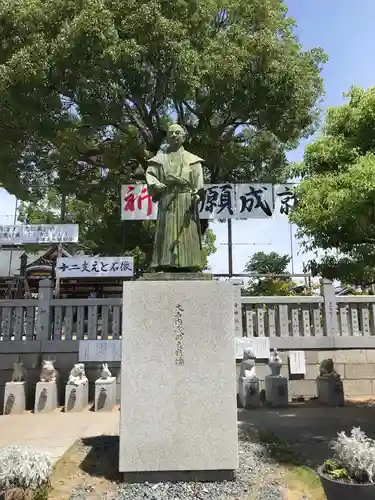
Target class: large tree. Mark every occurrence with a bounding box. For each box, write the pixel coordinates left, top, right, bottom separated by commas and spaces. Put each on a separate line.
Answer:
0, 0, 326, 267
291, 86, 375, 286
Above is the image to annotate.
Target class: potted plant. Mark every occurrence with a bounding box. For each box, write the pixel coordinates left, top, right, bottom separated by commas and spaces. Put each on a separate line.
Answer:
318, 427, 375, 499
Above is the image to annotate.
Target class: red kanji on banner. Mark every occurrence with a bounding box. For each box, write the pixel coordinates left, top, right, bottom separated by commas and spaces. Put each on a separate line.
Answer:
123, 185, 153, 216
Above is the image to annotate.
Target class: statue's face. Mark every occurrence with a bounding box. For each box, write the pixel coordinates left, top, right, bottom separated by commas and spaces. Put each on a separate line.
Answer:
167, 125, 185, 148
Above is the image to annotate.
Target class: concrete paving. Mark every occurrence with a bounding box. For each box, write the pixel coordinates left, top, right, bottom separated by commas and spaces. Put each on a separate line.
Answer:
0, 409, 119, 463
1, 403, 375, 468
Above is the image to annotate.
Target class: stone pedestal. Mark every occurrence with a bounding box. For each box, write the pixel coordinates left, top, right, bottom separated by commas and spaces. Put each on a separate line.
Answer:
3, 381, 26, 414
120, 280, 238, 481
238, 377, 260, 409
95, 377, 116, 412
34, 382, 58, 413
317, 376, 344, 406
65, 382, 89, 412
265, 375, 288, 407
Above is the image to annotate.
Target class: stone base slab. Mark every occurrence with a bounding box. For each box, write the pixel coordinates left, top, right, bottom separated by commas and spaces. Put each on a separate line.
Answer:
95, 377, 116, 412
3, 381, 26, 414
265, 375, 288, 407
34, 381, 58, 413
238, 377, 260, 409
123, 469, 235, 484
317, 376, 345, 406
65, 382, 89, 412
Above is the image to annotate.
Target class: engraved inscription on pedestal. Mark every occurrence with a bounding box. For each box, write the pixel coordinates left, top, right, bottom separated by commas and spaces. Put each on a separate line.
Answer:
174, 303, 185, 366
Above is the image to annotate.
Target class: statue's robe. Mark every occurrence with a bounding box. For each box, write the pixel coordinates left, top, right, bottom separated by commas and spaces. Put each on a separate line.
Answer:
146, 147, 204, 271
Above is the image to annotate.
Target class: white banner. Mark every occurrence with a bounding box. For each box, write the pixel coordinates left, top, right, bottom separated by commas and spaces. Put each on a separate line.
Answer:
274, 184, 297, 216
121, 184, 158, 220
0, 224, 79, 245
235, 183, 274, 219
199, 183, 236, 219
121, 183, 294, 220
56, 256, 134, 278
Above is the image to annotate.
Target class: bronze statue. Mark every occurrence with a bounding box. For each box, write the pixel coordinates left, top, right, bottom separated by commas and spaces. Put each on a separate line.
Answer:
146, 124, 205, 272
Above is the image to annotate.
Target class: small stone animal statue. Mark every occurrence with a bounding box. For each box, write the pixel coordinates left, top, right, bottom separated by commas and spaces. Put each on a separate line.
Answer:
319, 358, 340, 378
67, 363, 88, 386
40, 359, 58, 383
240, 348, 257, 378
100, 363, 112, 379
11, 359, 26, 382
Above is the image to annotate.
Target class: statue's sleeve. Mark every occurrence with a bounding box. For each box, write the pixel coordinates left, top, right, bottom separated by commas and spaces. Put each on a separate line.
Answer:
192, 162, 205, 201
146, 162, 162, 198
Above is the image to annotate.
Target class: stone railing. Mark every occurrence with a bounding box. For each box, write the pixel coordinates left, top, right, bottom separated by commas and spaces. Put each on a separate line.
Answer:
2, 278, 375, 344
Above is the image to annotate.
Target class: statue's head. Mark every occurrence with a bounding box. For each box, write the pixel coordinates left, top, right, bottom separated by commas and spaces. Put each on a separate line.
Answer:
243, 347, 255, 360
166, 124, 186, 148
74, 363, 85, 375
42, 360, 55, 374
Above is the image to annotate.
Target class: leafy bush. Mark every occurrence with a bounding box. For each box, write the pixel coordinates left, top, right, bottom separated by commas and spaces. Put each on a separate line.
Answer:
0, 445, 53, 491
325, 427, 375, 483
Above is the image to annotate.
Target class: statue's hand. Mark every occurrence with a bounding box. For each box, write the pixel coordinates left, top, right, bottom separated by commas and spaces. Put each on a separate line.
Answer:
155, 182, 166, 191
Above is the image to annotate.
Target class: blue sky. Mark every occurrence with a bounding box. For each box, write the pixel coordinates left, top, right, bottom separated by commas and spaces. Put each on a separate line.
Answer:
1, 0, 374, 275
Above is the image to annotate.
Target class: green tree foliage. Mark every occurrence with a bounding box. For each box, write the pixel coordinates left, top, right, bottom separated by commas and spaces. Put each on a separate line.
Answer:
291, 86, 375, 286
243, 251, 296, 295
0, 0, 326, 267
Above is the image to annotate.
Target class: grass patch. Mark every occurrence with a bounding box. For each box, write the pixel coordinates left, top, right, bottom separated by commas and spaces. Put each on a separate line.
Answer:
256, 429, 326, 499
257, 429, 303, 466
281, 465, 325, 500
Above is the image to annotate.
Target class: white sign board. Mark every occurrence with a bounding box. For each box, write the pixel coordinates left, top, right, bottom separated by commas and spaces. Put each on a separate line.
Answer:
79, 340, 121, 362
289, 350, 306, 375
0, 224, 79, 245
235, 336, 270, 360
56, 256, 134, 278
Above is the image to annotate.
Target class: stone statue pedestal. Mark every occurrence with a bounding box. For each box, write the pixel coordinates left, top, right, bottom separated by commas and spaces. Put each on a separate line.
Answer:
95, 377, 116, 412
34, 381, 58, 413
265, 375, 288, 407
238, 377, 260, 409
119, 279, 238, 482
65, 382, 89, 412
3, 381, 26, 414
317, 376, 344, 406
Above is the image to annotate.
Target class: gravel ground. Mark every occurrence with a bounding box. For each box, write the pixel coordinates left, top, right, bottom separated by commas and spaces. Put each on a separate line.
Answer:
69, 429, 282, 500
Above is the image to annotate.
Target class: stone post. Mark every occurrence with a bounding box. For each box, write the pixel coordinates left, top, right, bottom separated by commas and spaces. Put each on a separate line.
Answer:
36, 279, 53, 340
320, 278, 338, 336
